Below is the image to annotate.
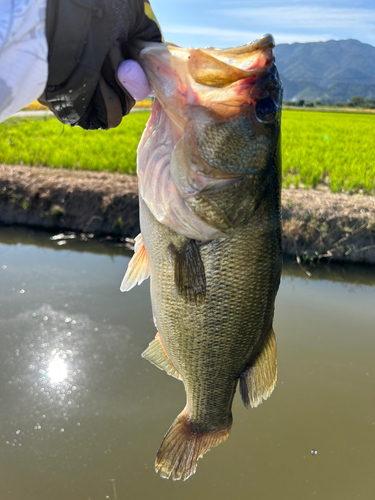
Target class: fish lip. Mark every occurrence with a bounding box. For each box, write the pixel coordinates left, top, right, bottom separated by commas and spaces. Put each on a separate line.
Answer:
218, 33, 275, 53
249, 33, 275, 51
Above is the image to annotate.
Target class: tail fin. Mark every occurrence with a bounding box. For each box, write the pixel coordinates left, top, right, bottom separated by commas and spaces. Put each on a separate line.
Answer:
155, 410, 232, 481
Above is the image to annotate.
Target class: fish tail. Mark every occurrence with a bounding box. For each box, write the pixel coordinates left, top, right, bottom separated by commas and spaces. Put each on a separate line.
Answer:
155, 410, 232, 481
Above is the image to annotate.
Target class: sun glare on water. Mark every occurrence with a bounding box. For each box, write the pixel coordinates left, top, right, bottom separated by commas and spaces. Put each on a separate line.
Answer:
48, 356, 68, 384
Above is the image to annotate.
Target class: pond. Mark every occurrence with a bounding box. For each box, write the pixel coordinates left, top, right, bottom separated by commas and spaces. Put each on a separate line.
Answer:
0, 227, 374, 500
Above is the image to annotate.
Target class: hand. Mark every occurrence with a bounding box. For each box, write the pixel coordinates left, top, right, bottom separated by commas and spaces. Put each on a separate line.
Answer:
117, 60, 152, 102
39, 0, 162, 129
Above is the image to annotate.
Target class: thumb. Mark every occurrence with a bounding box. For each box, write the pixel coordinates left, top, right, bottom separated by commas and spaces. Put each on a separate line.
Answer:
117, 60, 153, 102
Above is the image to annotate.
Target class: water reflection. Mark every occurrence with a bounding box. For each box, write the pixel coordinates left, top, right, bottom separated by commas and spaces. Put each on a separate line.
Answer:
0, 227, 374, 500
48, 355, 68, 384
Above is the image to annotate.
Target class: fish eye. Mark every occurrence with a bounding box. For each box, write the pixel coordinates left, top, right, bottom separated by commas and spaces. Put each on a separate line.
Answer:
255, 97, 277, 123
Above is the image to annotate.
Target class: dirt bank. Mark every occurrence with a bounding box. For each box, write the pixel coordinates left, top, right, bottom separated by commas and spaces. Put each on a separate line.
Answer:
0, 164, 374, 264
0, 164, 139, 238
282, 188, 375, 264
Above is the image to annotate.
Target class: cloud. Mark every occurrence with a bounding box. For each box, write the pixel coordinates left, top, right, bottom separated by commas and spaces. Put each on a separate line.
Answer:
163, 25, 260, 40
162, 25, 334, 44
216, 6, 375, 30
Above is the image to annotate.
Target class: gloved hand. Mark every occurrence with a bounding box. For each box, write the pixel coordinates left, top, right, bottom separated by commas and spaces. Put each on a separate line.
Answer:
39, 0, 162, 130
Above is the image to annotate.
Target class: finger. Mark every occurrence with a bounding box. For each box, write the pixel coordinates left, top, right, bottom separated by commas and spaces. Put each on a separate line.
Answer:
117, 60, 152, 101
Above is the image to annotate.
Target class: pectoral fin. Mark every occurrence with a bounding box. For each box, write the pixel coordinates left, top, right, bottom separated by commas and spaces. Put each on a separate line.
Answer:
142, 333, 181, 380
169, 239, 206, 304
240, 329, 277, 409
120, 234, 150, 292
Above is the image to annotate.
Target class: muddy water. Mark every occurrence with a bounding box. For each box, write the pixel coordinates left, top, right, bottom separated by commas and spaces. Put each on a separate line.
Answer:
0, 227, 374, 500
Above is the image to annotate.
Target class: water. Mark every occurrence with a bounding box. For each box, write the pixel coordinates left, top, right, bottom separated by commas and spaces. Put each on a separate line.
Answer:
0, 227, 374, 500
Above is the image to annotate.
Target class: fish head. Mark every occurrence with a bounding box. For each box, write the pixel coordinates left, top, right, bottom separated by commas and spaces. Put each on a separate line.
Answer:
135, 34, 282, 172
133, 36, 283, 240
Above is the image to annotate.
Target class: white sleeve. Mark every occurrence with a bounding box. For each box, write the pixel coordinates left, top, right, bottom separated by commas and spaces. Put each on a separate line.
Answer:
0, 0, 48, 123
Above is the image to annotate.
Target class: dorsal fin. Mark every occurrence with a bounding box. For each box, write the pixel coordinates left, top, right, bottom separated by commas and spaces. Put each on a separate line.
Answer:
239, 329, 277, 409
142, 333, 182, 380
120, 234, 150, 292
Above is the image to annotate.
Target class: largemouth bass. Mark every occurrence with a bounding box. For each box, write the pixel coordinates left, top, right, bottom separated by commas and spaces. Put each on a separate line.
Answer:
121, 34, 283, 481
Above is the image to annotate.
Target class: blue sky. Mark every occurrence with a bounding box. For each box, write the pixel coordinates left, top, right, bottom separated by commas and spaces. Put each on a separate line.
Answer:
150, 0, 375, 48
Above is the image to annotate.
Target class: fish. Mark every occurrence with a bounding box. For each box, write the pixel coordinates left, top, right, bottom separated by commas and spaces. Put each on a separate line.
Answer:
121, 34, 283, 481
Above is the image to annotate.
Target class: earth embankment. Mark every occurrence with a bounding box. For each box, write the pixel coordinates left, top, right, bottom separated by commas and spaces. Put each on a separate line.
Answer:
0, 164, 374, 264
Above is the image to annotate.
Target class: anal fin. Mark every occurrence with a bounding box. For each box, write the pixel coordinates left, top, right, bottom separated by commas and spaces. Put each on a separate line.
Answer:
120, 234, 150, 292
240, 329, 277, 409
142, 333, 182, 380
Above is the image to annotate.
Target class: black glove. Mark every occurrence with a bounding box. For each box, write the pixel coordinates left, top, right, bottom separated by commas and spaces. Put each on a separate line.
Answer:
39, 0, 162, 130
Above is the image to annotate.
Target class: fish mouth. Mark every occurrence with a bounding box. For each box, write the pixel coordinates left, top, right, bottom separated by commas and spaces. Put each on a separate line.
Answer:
195, 33, 275, 75
131, 34, 281, 125
135, 34, 276, 87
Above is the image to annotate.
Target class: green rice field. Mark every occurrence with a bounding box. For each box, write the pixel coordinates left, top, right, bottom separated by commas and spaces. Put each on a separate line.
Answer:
0, 113, 148, 174
0, 109, 374, 193
282, 110, 375, 193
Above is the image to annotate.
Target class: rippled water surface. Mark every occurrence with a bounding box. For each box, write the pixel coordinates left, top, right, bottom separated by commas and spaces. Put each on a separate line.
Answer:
0, 227, 374, 500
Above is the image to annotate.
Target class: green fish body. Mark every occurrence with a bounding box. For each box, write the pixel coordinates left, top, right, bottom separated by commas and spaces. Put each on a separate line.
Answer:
122, 35, 283, 481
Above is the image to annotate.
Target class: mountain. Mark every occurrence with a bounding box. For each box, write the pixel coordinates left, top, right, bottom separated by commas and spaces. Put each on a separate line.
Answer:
274, 39, 375, 102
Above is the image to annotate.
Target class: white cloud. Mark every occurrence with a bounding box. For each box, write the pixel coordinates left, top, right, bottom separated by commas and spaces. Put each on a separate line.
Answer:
162, 25, 334, 44
216, 6, 375, 30
271, 34, 335, 44
163, 25, 261, 40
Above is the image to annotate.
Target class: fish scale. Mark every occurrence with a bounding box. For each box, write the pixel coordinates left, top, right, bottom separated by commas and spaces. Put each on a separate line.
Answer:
122, 34, 283, 480
140, 173, 281, 455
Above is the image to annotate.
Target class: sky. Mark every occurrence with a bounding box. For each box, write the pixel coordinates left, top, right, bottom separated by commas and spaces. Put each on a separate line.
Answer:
150, 0, 375, 48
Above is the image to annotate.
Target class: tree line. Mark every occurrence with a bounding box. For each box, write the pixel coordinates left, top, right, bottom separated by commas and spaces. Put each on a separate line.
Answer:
285, 96, 375, 109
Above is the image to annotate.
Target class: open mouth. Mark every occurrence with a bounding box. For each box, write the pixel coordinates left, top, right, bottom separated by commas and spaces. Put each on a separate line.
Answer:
133, 35, 281, 125
192, 33, 275, 75
136, 34, 275, 89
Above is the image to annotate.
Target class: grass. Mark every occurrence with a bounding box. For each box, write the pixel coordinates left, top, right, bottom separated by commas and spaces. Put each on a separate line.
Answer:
282, 110, 375, 193
0, 109, 374, 193
0, 113, 150, 174
282, 105, 375, 115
